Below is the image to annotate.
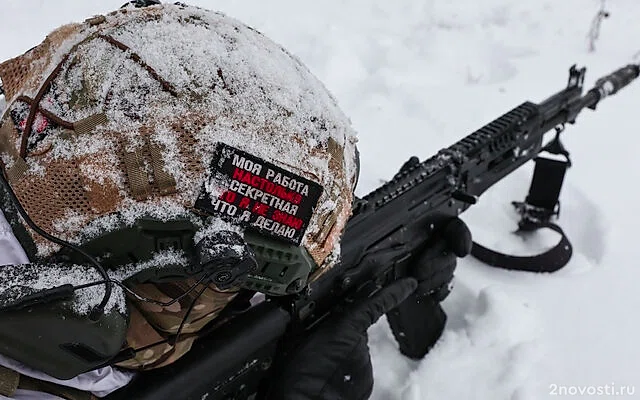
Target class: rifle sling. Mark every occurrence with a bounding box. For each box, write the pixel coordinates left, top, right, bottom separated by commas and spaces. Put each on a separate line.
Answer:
470, 152, 573, 273
470, 222, 572, 273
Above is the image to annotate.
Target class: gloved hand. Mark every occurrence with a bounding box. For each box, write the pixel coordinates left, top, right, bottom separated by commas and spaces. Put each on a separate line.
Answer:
386, 216, 473, 359
267, 277, 418, 400
267, 217, 472, 400
410, 217, 473, 301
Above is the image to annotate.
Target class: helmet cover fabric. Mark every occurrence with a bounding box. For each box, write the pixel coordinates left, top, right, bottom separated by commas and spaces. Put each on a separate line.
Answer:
0, 3, 359, 371
0, 3, 358, 268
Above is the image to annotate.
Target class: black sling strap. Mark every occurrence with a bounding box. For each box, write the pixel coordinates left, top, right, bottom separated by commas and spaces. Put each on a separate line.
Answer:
471, 221, 572, 272
470, 132, 574, 273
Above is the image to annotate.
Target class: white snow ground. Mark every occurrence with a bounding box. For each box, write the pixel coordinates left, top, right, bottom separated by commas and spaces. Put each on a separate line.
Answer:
2, 0, 640, 399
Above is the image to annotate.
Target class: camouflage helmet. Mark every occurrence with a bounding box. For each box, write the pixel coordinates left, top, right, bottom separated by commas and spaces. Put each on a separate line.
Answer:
0, 3, 359, 289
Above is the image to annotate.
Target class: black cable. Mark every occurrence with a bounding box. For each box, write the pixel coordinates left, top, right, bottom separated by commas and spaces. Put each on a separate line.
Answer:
90, 274, 220, 367
170, 283, 209, 346
73, 272, 209, 307
0, 171, 112, 318
108, 280, 209, 364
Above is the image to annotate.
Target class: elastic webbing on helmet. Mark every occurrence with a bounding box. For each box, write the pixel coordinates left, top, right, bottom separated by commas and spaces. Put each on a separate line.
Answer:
0, 122, 27, 183
96, 34, 178, 97
19, 54, 71, 158
122, 149, 153, 200
73, 113, 108, 136
146, 137, 177, 195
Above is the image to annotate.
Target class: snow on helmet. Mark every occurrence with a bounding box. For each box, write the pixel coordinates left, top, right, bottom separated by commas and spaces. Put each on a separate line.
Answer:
0, 3, 359, 290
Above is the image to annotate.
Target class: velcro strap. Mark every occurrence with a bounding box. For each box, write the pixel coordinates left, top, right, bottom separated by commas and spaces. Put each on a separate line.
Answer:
0, 365, 19, 397
73, 113, 108, 136
147, 138, 177, 195
0, 120, 29, 183
0, 122, 19, 159
470, 222, 573, 273
327, 137, 344, 167
122, 149, 152, 200
5, 158, 29, 183
84, 15, 106, 26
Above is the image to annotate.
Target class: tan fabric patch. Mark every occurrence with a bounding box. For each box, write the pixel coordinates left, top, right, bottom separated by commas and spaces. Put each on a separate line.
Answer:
0, 23, 82, 100
0, 119, 19, 160
73, 113, 108, 135
0, 365, 19, 397
121, 148, 152, 201
77, 152, 123, 215
146, 137, 177, 195
12, 158, 94, 234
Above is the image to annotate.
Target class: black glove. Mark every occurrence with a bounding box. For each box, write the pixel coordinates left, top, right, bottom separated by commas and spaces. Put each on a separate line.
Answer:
386, 217, 472, 359
411, 217, 473, 298
267, 277, 418, 400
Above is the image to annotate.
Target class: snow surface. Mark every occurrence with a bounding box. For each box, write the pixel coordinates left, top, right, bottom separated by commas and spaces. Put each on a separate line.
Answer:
1, 0, 640, 399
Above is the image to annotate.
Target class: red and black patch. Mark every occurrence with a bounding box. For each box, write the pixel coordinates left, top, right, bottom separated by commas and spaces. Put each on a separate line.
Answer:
9, 100, 58, 151
195, 143, 323, 246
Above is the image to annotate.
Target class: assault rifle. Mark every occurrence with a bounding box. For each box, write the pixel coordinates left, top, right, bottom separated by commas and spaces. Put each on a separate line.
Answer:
105, 62, 640, 399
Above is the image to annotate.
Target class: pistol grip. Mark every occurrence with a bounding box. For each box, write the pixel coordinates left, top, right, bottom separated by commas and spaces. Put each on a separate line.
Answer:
386, 290, 446, 360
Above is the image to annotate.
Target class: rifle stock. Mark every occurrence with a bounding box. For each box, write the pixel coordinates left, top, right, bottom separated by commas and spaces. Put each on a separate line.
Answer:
105, 62, 639, 399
